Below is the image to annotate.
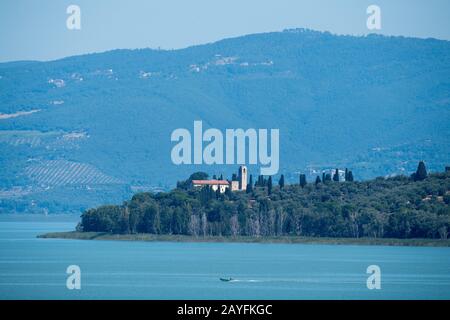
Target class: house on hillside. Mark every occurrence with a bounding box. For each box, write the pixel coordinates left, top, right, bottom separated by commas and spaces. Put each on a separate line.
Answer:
191, 166, 248, 193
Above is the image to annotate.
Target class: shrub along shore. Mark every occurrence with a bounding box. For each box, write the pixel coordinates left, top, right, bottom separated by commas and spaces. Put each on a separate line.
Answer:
38, 231, 450, 247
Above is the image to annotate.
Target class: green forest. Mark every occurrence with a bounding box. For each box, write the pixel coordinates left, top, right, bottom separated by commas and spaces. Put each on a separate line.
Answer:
78, 163, 450, 240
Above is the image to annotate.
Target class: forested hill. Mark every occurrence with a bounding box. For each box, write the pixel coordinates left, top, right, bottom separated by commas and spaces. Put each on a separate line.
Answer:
1, 28, 450, 214
79, 168, 450, 239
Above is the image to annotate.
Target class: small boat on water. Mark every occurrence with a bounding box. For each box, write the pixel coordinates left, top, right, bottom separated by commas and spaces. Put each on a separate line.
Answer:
220, 277, 234, 282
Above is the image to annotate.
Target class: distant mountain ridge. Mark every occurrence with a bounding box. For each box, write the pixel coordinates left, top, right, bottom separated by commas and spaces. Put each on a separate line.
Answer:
0, 28, 449, 213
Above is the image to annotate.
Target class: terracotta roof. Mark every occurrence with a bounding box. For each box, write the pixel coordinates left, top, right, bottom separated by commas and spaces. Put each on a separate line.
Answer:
192, 180, 229, 185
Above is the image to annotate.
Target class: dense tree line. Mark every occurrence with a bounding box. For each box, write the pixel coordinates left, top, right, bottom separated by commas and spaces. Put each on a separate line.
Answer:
79, 164, 450, 239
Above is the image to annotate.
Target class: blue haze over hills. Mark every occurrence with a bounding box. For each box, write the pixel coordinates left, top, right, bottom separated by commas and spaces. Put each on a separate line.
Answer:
0, 29, 449, 213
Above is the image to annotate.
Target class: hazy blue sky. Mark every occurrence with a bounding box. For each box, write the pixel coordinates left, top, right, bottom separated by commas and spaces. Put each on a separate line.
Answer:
1, 0, 449, 62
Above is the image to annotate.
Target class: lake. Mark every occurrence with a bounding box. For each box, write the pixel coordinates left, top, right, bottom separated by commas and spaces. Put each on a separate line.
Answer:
1, 215, 449, 299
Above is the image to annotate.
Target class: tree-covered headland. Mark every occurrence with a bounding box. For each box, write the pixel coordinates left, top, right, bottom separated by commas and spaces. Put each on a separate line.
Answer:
78, 162, 450, 240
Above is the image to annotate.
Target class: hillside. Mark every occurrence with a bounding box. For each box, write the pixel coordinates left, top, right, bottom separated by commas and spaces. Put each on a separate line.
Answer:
1, 29, 450, 213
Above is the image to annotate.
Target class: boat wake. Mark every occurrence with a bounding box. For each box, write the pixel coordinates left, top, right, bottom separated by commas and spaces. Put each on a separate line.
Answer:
228, 279, 262, 283
221, 278, 304, 283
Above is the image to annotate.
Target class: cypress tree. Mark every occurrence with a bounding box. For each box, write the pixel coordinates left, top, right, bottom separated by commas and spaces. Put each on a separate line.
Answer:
225, 186, 232, 197
268, 176, 273, 195
347, 171, 354, 182
279, 174, 285, 190
413, 161, 427, 181
300, 174, 307, 188
215, 188, 221, 199
246, 175, 253, 193
209, 186, 215, 200
257, 175, 264, 187
315, 176, 321, 185
333, 169, 340, 182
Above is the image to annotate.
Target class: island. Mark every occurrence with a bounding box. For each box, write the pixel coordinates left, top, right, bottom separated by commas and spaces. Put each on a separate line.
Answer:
39, 162, 450, 247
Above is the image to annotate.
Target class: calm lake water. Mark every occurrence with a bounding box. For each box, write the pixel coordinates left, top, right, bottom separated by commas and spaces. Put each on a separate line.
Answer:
0, 215, 449, 299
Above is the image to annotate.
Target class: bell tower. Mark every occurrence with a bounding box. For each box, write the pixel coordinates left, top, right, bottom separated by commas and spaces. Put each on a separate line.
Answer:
238, 166, 247, 191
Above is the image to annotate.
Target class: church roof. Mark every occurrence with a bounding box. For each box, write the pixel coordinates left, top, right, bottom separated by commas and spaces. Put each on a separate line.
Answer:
192, 180, 230, 185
